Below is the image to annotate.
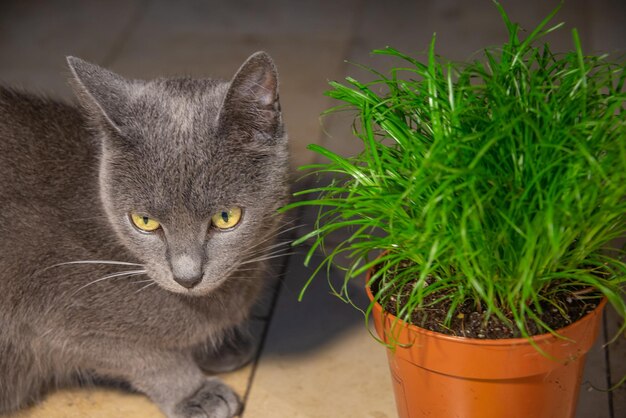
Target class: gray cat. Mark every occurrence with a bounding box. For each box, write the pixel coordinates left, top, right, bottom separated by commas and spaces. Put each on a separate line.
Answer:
0, 52, 288, 417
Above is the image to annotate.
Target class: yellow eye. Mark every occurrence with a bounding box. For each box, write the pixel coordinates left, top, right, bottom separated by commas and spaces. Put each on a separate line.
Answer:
130, 213, 161, 232
211, 207, 242, 230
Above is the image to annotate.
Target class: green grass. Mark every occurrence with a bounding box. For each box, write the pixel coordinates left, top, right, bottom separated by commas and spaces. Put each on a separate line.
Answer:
284, 2, 626, 339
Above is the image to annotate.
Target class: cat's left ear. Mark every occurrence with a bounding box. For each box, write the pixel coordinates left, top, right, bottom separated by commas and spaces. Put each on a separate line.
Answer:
218, 52, 282, 142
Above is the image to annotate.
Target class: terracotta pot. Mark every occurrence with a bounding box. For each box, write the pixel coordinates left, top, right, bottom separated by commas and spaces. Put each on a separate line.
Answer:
365, 279, 606, 418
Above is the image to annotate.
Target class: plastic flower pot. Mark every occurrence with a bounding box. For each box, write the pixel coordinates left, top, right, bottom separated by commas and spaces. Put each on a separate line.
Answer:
366, 278, 606, 418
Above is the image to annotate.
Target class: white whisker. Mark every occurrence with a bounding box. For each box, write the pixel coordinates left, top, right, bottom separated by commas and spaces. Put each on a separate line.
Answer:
277, 222, 305, 235
262, 221, 301, 239
240, 251, 294, 266
130, 279, 155, 285
44, 260, 145, 272
241, 222, 301, 253
228, 276, 256, 284
134, 282, 157, 294
71, 270, 147, 295
245, 246, 293, 260
264, 240, 293, 251
243, 240, 291, 259
233, 267, 268, 273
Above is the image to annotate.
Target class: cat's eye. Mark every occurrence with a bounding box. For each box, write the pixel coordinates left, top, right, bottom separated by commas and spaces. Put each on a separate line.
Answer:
130, 213, 161, 232
211, 207, 242, 230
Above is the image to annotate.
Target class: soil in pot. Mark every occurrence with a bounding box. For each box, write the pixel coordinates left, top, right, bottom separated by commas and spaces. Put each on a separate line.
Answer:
374, 260, 603, 339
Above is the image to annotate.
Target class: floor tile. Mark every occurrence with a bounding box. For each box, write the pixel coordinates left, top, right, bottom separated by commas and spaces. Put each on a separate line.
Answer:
576, 326, 611, 418
589, 0, 626, 56
0, 0, 146, 96
606, 305, 626, 417
245, 247, 396, 417
7, 389, 162, 418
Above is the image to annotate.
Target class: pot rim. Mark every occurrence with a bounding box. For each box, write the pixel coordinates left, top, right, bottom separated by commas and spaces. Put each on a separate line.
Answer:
365, 276, 607, 347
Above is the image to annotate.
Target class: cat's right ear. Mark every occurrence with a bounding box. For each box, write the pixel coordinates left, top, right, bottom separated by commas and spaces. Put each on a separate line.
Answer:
66, 57, 135, 134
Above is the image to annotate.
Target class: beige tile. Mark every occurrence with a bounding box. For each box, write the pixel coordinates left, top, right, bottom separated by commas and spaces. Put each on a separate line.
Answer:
245, 327, 395, 418
7, 389, 162, 418
245, 248, 396, 417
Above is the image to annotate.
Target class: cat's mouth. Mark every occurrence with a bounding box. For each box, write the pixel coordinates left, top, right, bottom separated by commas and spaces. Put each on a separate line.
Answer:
146, 264, 239, 296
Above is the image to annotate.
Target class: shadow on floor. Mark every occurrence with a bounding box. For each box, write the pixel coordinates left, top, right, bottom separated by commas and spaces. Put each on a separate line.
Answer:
259, 245, 375, 356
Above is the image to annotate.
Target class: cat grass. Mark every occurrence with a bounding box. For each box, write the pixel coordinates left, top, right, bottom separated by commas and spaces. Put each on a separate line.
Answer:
285, 2, 626, 339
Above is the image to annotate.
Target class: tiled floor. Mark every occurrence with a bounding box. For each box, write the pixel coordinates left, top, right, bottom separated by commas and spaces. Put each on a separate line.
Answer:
1, 1, 625, 417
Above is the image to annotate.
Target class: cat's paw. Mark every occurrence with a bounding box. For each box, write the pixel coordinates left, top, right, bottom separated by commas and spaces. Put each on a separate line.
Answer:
194, 328, 256, 375
173, 378, 241, 418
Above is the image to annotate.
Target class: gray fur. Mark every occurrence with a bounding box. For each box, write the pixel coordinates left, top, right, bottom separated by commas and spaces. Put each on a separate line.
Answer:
0, 52, 288, 417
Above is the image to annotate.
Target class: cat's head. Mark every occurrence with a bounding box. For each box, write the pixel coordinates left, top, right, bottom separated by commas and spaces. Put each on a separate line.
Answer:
67, 52, 288, 295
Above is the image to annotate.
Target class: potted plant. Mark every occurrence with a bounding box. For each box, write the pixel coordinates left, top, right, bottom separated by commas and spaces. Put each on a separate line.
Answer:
284, 3, 626, 418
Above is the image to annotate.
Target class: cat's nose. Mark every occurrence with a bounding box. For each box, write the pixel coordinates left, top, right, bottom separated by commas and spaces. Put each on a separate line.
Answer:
173, 273, 202, 289
171, 254, 203, 289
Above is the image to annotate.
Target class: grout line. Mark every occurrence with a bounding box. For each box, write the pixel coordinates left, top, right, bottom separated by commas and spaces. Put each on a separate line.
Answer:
240, 207, 302, 414
100, 0, 153, 67
603, 309, 615, 418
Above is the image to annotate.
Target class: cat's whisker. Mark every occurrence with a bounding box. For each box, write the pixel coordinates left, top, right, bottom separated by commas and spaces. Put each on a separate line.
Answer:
234, 267, 270, 273
243, 221, 302, 251
130, 279, 155, 285
241, 244, 289, 262
246, 236, 294, 253
270, 218, 300, 233
242, 232, 288, 252
134, 282, 157, 294
43, 260, 145, 272
265, 238, 294, 249
71, 270, 147, 295
241, 248, 292, 265
229, 278, 256, 284
277, 220, 305, 232
258, 245, 294, 257
265, 220, 303, 238
242, 240, 291, 259
239, 251, 295, 266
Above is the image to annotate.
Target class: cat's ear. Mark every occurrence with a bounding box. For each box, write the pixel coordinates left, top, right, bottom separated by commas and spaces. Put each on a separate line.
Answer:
218, 52, 282, 142
66, 57, 136, 134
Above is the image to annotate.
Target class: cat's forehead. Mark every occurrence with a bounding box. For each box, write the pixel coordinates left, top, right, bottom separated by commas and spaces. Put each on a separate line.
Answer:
116, 122, 273, 218
149, 77, 227, 105
132, 78, 228, 135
